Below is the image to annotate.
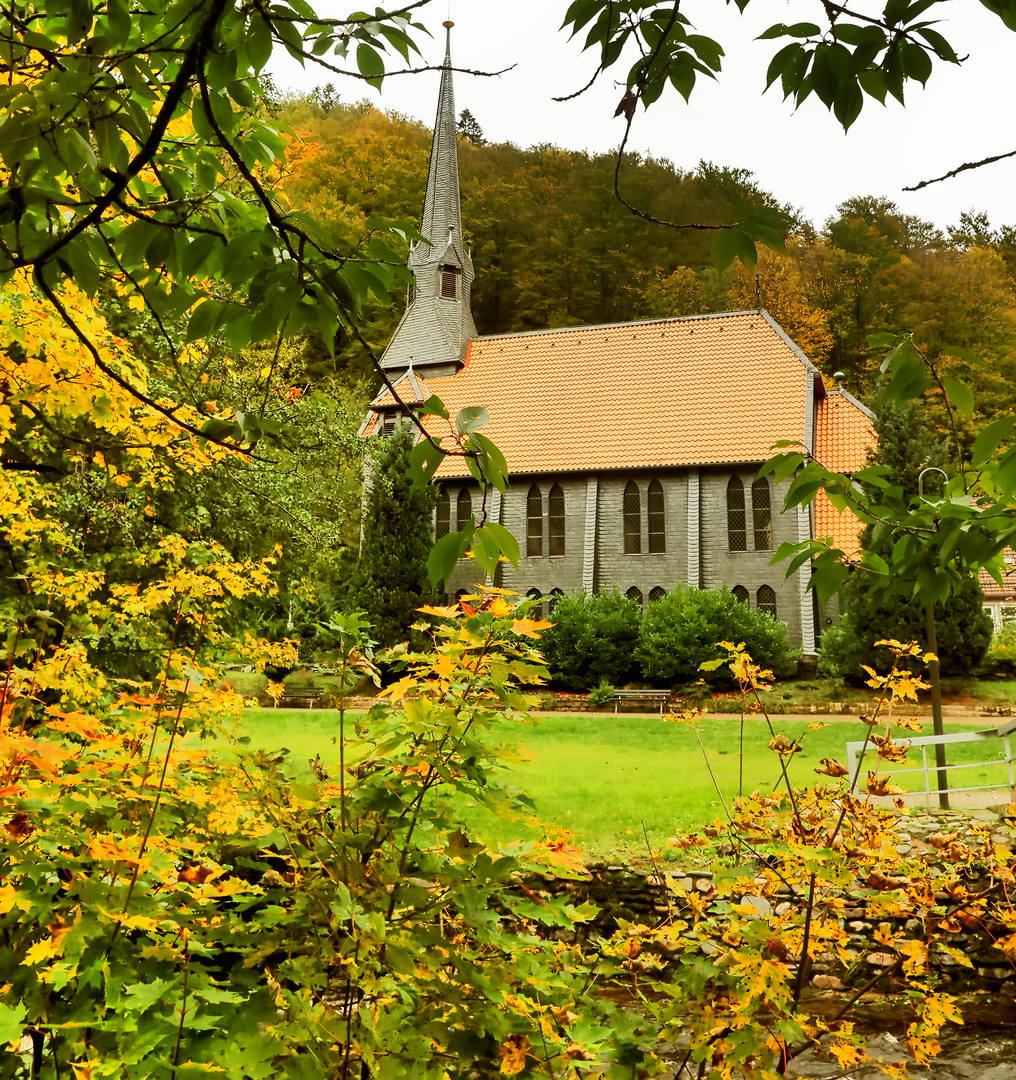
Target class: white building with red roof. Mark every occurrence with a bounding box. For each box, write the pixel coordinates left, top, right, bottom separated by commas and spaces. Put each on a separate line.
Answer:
359, 25, 874, 655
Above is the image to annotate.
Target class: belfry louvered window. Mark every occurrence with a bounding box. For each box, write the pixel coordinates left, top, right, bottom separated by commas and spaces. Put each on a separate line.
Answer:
435, 488, 450, 540
647, 480, 665, 553
456, 488, 472, 531
727, 477, 746, 551
732, 585, 749, 605
527, 486, 543, 557
623, 481, 641, 554
752, 478, 773, 551
548, 484, 565, 556
757, 585, 777, 619
440, 268, 458, 299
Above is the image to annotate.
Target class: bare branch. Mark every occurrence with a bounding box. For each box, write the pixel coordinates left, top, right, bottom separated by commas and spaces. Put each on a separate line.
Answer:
904, 148, 1016, 191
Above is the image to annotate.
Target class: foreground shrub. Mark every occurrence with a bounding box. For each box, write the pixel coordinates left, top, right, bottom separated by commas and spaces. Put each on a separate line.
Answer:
0, 601, 647, 1079
635, 585, 797, 685
541, 589, 642, 689
627, 641, 1016, 1077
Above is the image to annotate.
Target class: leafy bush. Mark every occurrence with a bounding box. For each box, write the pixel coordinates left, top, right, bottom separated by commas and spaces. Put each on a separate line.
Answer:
0, 602, 647, 1079
588, 680, 616, 706
540, 590, 642, 689
982, 619, 1016, 677
634, 585, 797, 685
820, 576, 993, 683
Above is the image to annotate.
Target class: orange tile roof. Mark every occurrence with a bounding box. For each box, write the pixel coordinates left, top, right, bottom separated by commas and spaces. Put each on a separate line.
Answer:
374, 311, 815, 478
980, 550, 1016, 602
812, 390, 876, 555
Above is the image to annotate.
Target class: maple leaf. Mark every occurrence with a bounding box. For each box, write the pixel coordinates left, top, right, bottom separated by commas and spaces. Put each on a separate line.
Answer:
498, 1034, 530, 1075
511, 617, 552, 638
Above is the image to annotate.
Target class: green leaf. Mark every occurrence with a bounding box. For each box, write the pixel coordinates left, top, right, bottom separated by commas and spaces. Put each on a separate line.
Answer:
356, 42, 385, 87
481, 521, 520, 569
972, 415, 1016, 468
940, 375, 975, 418
0, 1002, 27, 1043
454, 406, 489, 435
407, 436, 444, 491
711, 227, 757, 271
427, 528, 471, 587
901, 40, 933, 84
470, 525, 502, 579
419, 395, 449, 420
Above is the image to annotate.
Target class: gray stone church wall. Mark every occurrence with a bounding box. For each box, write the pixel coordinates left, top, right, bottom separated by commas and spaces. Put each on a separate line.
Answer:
698, 466, 804, 648
437, 468, 812, 649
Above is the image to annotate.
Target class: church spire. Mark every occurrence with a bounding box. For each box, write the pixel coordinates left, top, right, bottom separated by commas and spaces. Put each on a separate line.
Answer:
378, 20, 476, 376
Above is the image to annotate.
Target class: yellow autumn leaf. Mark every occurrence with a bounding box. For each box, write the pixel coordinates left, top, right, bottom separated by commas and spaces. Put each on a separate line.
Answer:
498, 1035, 529, 1076
828, 1041, 867, 1069
510, 617, 552, 638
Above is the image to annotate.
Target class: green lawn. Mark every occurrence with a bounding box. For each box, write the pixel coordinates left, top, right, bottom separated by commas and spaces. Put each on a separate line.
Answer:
206, 708, 1010, 864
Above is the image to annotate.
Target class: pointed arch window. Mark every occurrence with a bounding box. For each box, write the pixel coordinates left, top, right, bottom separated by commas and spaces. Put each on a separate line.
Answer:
757, 585, 777, 619
623, 481, 641, 554
732, 585, 749, 605
752, 478, 773, 551
548, 484, 565, 556
526, 588, 543, 619
527, 486, 543, 557
649, 586, 666, 603
435, 488, 450, 540
456, 488, 472, 531
647, 480, 665, 554
727, 477, 746, 552
548, 588, 564, 614
626, 586, 644, 608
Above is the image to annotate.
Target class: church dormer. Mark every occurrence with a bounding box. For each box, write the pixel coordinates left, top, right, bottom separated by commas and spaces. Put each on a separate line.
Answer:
377, 21, 476, 379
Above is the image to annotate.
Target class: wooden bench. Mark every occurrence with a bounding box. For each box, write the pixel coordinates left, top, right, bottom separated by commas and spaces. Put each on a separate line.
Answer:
279, 687, 323, 709
611, 689, 671, 714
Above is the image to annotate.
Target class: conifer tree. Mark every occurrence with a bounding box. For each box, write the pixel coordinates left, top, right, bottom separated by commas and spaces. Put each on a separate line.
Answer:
820, 400, 993, 680
457, 108, 485, 145
351, 421, 436, 650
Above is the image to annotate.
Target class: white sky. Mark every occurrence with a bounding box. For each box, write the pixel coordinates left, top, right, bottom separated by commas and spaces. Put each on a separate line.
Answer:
269, 0, 1016, 233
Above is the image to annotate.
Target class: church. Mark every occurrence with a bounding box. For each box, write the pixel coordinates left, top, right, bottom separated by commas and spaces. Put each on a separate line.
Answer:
358, 24, 874, 655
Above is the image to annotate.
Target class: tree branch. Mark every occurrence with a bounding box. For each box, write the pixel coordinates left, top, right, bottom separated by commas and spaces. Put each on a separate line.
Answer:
904, 148, 1016, 192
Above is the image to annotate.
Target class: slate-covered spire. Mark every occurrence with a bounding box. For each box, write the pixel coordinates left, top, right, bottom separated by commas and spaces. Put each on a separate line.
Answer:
378, 21, 476, 376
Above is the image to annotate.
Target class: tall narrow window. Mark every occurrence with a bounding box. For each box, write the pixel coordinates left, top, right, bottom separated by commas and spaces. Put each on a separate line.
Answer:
752, 478, 773, 551
435, 488, 450, 540
727, 477, 746, 551
456, 488, 472, 531
548, 484, 565, 556
380, 412, 397, 438
732, 585, 749, 605
757, 585, 777, 619
440, 268, 458, 299
527, 486, 543, 557
649, 586, 666, 603
647, 479, 665, 554
626, 586, 644, 608
548, 588, 564, 614
623, 480, 641, 554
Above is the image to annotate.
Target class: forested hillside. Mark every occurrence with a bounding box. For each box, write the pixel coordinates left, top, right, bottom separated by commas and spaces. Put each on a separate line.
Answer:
281, 95, 1016, 449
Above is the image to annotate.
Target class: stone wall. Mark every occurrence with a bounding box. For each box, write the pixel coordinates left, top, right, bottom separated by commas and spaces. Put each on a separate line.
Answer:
517, 862, 1015, 992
